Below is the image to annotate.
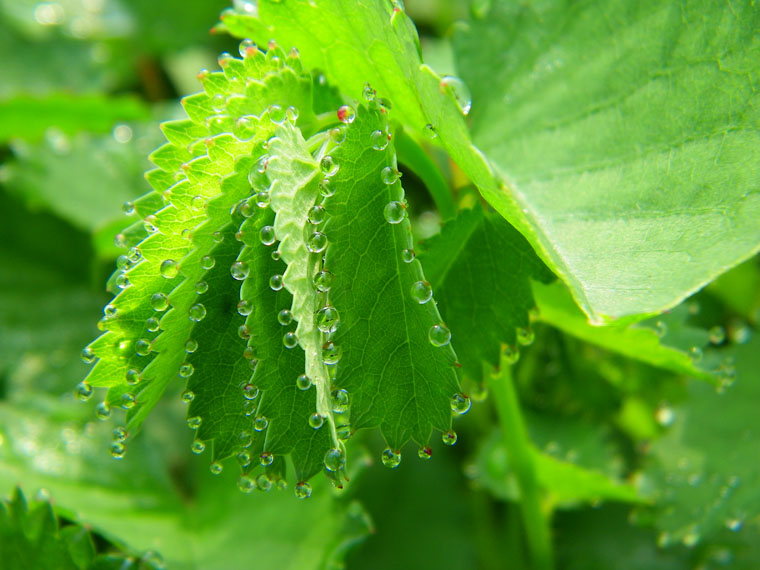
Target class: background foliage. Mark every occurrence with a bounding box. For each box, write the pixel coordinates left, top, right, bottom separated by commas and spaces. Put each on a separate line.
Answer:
0, 0, 758, 569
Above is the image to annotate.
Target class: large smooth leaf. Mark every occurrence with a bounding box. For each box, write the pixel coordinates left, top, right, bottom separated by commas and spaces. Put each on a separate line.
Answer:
453, 0, 760, 321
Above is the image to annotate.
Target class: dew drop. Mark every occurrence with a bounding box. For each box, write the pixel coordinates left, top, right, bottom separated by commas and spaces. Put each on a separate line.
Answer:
307, 205, 326, 225
259, 226, 277, 247
230, 261, 250, 280
181, 390, 195, 403
323, 341, 342, 365
191, 440, 205, 454
160, 259, 179, 279
689, 346, 703, 363
135, 338, 151, 356
260, 451, 274, 466
316, 305, 340, 333
237, 450, 251, 467
294, 481, 312, 499
401, 248, 415, 263
238, 324, 251, 340
363, 83, 376, 101
516, 327, 535, 346
371, 129, 390, 151
81, 346, 96, 364
283, 332, 298, 349
324, 447, 346, 471
242, 383, 259, 400
418, 445, 433, 460
314, 270, 334, 292
336, 424, 352, 440
188, 303, 207, 322
120, 393, 136, 409
332, 388, 349, 413
104, 304, 117, 319
126, 369, 140, 385
144, 215, 158, 233
296, 374, 312, 390
309, 413, 324, 429
654, 320, 668, 338
201, 255, 215, 270
503, 345, 520, 365
319, 177, 336, 197
655, 405, 675, 427
122, 201, 135, 215
381, 448, 401, 469
451, 393, 471, 415
210, 462, 223, 475
440, 76, 472, 115
237, 299, 253, 316
187, 416, 202, 430
442, 430, 458, 446
95, 402, 111, 421
709, 326, 726, 345
307, 231, 328, 253
146, 317, 160, 332
75, 381, 93, 402
329, 126, 346, 144
253, 416, 269, 431
268, 104, 286, 124
114, 273, 131, 290
277, 309, 293, 325
255, 191, 270, 208
320, 156, 339, 176
179, 363, 194, 378
286, 105, 299, 123
185, 339, 198, 353
269, 274, 283, 291
429, 324, 451, 347
381, 166, 399, 185
110, 442, 126, 459
410, 281, 433, 304
238, 475, 255, 493
336, 105, 355, 124
212, 231, 223, 243
383, 201, 405, 224
113, 426, 128, 442
239, 38, 256, 57
195, 281, 209, 295
256, 473, 272, 492
423, 123, 438, 139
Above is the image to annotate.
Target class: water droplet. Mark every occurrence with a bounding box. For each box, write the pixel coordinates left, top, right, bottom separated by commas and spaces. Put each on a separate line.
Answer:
725, 517, 743, 532
516, 327, 534, 346
294, 481, 312, 499
254, 191, 270, 208
256, 473, 272, 492
110, 442, 126, 459
307, 205, 326, 225
418, 445, 433, 460
271, 250, 281, 261
440, 76, 472, 115
135, 338, 151, 356
332, 388, 349, 413
337, 424, 352, 440
371, 129, 390, 151
193, 281, 209, 296
381, 448, 401, 468
319, 177, 336, 197
283, 332, 298, 349
429, 324, 451, 347
115, 274, 131, 289
323, 341, 342, 365
217, 51, 233, 67
144, 215, 158, 233
238, 475, 255, 493
237, 450, 252, 467
381, 166, 399, 185
654, 320, 668, 337
199, 255, 216, 271
113, 426, 128, 442
442, 430, 458, 446
286, 105, 299, 123
296, 374, 312, 390
324, 447, 346, 471
314, 270, 334, 292
709, 325, 726, 345
179, 362, 194, 378
81, 346, 96, 364
320, 156, 339, 176
410, 281, 433, 304
362, 83, 376, 101
188, 303, 207, 322
260, 451, 274, 466
181, 390, 195, 403
423, 123, 438, 139
307, 231, 328, 253
253, 416, 269, 431
337, 105, 356, 123
239, 37, 256, 57
401, 248, 415, 263
238, 324, 251, 340
329, 126, 346, 144
75, 381, 93, 402
269, 274, 283, 291
146, 317, 160, 332
114, 233, 128, 249
655, 404, 675, 427
191, 440, 205, 454
122, 201, 135, 215
160, 259, 179, 279
316, 306, 340, 334
187, 416, 202, 430
503, 345, 520, 364
309, 413, 324, 429
230, 261, 250, 280
185, 339, 198, 353
383, 201, 405, 224
120, 393, 136, 409
126, 369, 140, 385
210, 462, 223, 475
243, 383, 259, 400
237, 299, 253, 316
689, 346, 703, 363
451, 393, 471, 415
95, 402, 110, 421
277, 309, 293, 325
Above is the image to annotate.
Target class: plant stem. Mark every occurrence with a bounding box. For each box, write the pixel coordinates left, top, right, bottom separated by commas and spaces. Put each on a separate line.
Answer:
488, 358, 554, 570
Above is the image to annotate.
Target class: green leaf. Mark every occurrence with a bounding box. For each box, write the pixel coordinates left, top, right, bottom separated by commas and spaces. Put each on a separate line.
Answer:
421, 203, 552, 383
533, 281, 715, 381
475, 430, 641, 508
0, 94, 149, 143
453, 0, 760, 321
642, 335, 760, 546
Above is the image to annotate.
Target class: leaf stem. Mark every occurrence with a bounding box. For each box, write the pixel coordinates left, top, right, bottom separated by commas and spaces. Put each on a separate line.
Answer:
488, 357, 554, 570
